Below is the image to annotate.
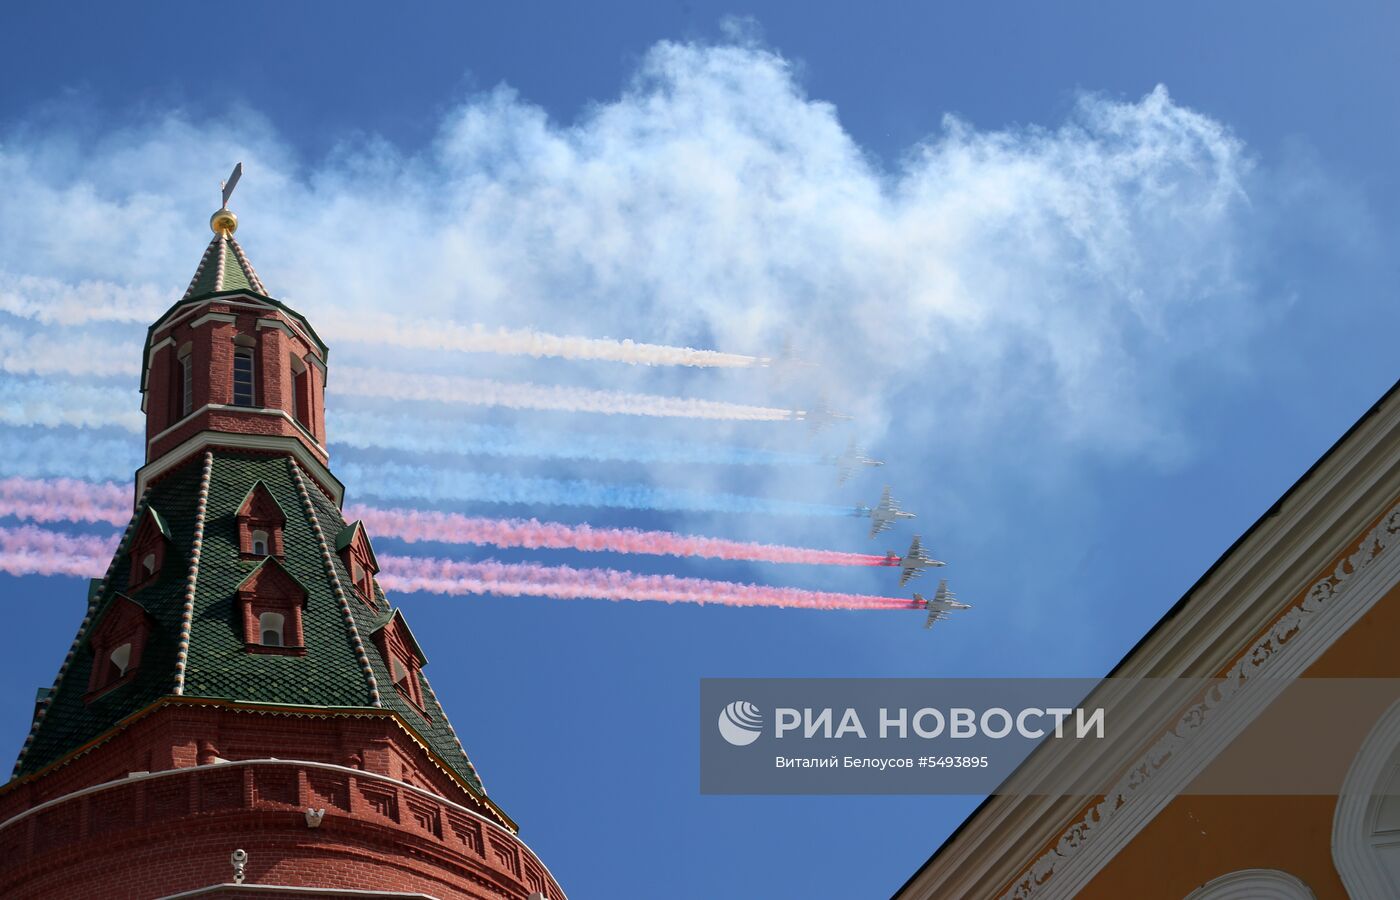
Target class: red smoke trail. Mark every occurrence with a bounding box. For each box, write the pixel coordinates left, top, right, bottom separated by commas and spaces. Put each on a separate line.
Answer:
378, 554, 912, 610
0, 477, 130, 526
0, 524, 115, 577
349, 504, 892, 567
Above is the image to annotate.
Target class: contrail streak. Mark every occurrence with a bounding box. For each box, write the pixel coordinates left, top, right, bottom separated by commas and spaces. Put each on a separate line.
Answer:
378, 555, 911, 610
0, 330, 139, 378
0, 379, 142, 432
0, 273, 166, 326
0, 477, 131, 526
337, 368, 795, 421
347, 504, 891, 567
327, 315, 765, 368
0, 428, 140, 481
0, 524, 115, 577
340, 462, 850, 517
0, 368, 793, 434
330, 413, 821, 468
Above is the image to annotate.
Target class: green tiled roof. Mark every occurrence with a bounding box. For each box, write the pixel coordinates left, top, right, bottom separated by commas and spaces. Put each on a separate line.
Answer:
182, 233, 267, 300
15, 451, 484, 795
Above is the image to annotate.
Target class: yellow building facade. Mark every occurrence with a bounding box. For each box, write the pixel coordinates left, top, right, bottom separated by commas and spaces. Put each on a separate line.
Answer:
899, 379, 1400, 899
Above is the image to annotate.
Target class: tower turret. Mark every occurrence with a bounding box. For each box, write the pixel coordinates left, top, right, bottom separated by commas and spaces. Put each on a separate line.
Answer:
0, 172, 565, 900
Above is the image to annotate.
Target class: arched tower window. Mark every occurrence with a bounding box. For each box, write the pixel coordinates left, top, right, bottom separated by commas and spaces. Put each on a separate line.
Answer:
108, 643, 132, 681
259, 612, 285, 647
172, 343, 193, 420
128, 507, 171, 592
236, 557, 306, 655
250, 530, 269, 556
290, 354, 312, 432
232, 335, 256, 407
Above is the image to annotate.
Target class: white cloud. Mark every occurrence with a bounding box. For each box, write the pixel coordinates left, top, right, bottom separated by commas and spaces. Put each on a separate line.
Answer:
0, 38, 1260, 485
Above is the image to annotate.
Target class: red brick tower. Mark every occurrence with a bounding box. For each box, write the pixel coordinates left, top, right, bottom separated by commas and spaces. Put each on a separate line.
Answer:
0, 179, 566, 900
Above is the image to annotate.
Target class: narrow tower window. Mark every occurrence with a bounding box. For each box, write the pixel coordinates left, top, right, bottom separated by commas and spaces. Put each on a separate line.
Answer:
179, 352, 193, 416
259, 612, 285, 647
250, 530, 269, 556
290, 355, 312, 431
232, 348, 255, 407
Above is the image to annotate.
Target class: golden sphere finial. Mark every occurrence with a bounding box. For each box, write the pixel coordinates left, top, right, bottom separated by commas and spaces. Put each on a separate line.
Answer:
210, 207, 238, 236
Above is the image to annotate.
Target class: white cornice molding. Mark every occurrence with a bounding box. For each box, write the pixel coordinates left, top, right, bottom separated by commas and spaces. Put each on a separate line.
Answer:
147, 404, 327, 455
901, 386, 1400, 900
136, 430, 344, 505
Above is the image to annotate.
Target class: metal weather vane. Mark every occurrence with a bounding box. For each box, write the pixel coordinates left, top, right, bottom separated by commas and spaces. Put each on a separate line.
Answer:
211, 162, 243, 236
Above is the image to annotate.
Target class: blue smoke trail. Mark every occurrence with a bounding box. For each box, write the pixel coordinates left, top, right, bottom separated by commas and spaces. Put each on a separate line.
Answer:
339, 461, 852, 518
329, 413, 821, 468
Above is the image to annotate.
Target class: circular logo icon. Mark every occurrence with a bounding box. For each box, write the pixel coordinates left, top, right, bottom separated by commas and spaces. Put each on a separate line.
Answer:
718, 700, 763, 746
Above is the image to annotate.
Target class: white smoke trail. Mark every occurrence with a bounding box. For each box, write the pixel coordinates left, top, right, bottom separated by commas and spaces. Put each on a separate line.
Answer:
327, 315, 764, 368
0, 379, 142, 432
0, 272, 167, 326
340, 461, 851, 517
0, 428, 140, 481
0, 330, 139, 379
330, 413, 820, 467
337, 367, 795, 421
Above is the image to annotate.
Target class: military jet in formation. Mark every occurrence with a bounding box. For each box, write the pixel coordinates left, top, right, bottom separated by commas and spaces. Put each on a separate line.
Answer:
895, 535, 945, 586
801, 400, 854, 434
834, 439, 884, 484
915, 579, 972, 629
858, 486, 916, 538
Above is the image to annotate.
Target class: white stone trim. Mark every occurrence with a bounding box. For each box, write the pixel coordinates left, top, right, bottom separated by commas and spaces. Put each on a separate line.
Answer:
188, 311, 239, 331
1333, 697, 1400, 899
290, 461, 381, 707
147, 403, 326, 454
1000, 501, 1400, 899
159, 886, 441, 899
136, 430, 342, 505
256, 316, 295, 338
172, 452, 214, 696
1184, 868, 1315, 899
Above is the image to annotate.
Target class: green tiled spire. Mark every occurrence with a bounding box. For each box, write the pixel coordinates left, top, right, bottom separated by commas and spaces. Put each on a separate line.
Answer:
182, 233, 268, 300
15, 451, 485, 796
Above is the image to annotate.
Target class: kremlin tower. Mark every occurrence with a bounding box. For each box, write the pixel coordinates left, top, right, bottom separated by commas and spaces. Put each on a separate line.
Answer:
0, 173, 565, 899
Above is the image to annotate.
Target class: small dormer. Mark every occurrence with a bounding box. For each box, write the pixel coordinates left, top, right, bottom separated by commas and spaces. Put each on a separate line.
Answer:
336, 521, 380, 610
237, 481, 287, 559
371, 609, 429, 717
235, 556, 308, 655
127, 507, 172, 591
85, 594, 155, 702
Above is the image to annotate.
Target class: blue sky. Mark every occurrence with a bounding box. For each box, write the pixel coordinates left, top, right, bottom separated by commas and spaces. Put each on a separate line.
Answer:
1, 3, 1397, 898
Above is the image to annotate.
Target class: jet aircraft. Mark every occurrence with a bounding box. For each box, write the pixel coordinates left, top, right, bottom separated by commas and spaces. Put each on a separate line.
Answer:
896, 534, 946, 586
916, 579, 972, 629
835, 439, 884, 484
858, 486, 915, 538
